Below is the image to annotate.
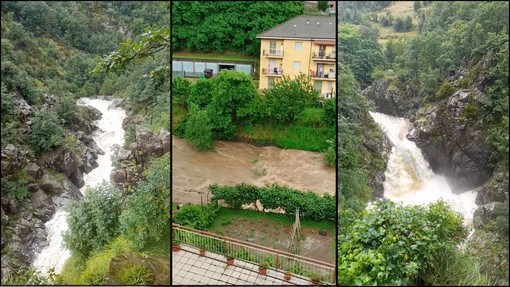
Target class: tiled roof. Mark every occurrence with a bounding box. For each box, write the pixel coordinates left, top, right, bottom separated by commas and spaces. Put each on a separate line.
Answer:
257, 15, 335, 40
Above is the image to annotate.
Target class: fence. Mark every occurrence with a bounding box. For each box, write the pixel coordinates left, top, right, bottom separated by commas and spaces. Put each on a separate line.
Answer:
172, 223, 336, 284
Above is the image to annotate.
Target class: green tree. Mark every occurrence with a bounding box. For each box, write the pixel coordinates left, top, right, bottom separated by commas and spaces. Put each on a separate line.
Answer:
63, 183, 122, 257
172, 77, 191, 106
29, 109, 65, 154
184, 104, 214, 151
414, 1, 422, 13
260, 73, 319, 124
120, 154, 170, 251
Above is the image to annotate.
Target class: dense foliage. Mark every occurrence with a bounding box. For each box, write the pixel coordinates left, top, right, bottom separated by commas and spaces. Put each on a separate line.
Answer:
172, 1, 303, 55
120, 153, 170, 251
173, 71, 334, 154
210, 183, 335, 223
64, 183, 123, 257
338, 200, 469, 286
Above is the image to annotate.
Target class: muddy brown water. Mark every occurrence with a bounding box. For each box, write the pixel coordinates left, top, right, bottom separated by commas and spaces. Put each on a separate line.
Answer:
172, 136, 335, 204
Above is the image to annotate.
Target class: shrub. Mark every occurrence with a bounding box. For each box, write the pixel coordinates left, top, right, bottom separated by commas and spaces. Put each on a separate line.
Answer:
173, 203, 220, 230
263, 73, 319, 124
63, 183, 122, 257
188, 79, 212, 109
323, 98, 336, 126
118, 264, 154, 285
184, 104, 214, 151
172, 77, 191, 105
210, 183, 335, 222
435, 81, 456, 99
338, 200, 467, 286
29, 109, 65, 154
323, 143, 336, 167
120, 154, 170, 250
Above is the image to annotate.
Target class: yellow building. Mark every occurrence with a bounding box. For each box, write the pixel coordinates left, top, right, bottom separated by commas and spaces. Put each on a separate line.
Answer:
257, 15, 336, 99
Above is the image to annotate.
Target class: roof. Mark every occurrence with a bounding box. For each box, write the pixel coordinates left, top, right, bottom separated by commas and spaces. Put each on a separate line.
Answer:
256, 15, 335, 40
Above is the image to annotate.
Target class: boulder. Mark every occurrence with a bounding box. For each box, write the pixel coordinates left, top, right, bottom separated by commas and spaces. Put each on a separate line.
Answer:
135, 125, 153, 142
26, 163, 43, 180
40, 173, 63, 195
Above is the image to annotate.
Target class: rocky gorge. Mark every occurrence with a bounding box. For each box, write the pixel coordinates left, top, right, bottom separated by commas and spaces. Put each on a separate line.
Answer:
1, 96, 104, 279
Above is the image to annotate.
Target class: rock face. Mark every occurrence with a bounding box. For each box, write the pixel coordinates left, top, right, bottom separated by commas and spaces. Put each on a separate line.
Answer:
110, 126, 170, 190
408, 89, 493, 193
106, 254, 170, 285
363, 78, 421, 118
361, 112, 392, 198
1, 102, 103, 280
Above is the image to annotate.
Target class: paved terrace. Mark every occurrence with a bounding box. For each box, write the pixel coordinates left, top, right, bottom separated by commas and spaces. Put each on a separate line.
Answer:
172, 245, 314, 285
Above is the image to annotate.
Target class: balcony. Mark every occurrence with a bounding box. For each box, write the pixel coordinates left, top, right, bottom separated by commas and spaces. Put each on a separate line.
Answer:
263, 49, 284, 58
312, 51, 336, 62
311, 71, 336, 81
262, 68, 283, 77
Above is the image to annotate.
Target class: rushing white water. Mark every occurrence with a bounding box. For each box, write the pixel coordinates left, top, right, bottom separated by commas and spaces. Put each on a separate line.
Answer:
32, 98, 126, 276
369, 111, 478, 225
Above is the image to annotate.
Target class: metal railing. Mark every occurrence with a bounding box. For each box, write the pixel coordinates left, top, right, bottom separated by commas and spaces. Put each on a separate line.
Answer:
172, 223, 336, 284
263, 49, 284, 57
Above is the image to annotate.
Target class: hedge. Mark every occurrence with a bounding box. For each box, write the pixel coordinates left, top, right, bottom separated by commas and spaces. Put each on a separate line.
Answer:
209, 183, 335, 223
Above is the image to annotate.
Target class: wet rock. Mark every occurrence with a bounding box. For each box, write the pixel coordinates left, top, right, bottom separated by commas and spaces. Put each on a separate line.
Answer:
136, 125, 153, 142
409, 90, 493, 193
473, 202, 506, 229
475, 160, 509, 205
40, 173, 63, 195
363, 78, 421, 118
26, 163, 43, 180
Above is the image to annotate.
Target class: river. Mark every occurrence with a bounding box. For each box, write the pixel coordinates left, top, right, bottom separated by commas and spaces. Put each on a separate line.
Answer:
369, 111, 478, 225
172, 136, 335, 204
32, 98, 126, 276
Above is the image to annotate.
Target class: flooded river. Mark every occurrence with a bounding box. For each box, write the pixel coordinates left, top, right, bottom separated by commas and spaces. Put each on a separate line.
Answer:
172, 136, 335, 204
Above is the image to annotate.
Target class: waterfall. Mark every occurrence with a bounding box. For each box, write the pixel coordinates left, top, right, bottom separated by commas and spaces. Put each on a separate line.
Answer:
369, 111, 478, 225
32, 98, 126, 276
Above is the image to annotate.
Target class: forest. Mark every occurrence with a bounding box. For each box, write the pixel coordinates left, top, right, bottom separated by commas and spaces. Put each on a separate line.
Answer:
338, 1, 508, 286
1, 1, 170, 285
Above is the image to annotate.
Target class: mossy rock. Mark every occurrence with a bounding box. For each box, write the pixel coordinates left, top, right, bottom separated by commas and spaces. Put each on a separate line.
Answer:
107, 254, 170, 285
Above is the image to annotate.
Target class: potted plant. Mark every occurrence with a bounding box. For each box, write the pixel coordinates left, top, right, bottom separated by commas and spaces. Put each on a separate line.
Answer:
258, 261, 268, 275
172, 239, 181, 252
225, 250, 235, 266
309, 273, 321, 285
284, 271, 291, 281
197, 240, 206, 257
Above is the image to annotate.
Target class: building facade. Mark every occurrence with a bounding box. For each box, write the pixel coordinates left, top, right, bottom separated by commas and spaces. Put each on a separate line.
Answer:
257, 15, 336, 99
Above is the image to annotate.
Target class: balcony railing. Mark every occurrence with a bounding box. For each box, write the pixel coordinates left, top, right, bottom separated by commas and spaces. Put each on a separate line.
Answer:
311, 71, 336, 80
172, 223, 336, 285
262, 68, 283, 76
312, 51, 336, 62
263, 49, 284, 58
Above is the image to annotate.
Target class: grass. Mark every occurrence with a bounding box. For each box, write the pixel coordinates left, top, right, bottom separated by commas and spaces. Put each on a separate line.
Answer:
61, 236, 135, 284
171, 101, 187, 131
374, 1, 419, 46
173, 51, 258, 64
208, 207, 335, 232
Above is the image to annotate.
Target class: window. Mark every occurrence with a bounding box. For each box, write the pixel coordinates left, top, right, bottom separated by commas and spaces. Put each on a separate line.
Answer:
268, 78, 275, 88
293, 61, 301, 71
295, 42, 302, 52
314, 81, 322, 93
269, 41, 277, 54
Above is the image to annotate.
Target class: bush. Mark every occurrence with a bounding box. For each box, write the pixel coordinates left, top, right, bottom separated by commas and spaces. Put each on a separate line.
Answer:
262, 73, 319, 124
120, 154, 170, 250
435, 81, 456, 99
323, 99, 336, 126
118, 264, 154, 285
188, 79, 212, 109
184, 104, 214, 151
173, 203, 220, 230
172, 77, 191, 105
338, 200, 467, 286
209, 183, 335, 222
2, 169, 30, 201
63, 183, 122, 257
29, 109, 65, 154
323, 143, 336, 167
